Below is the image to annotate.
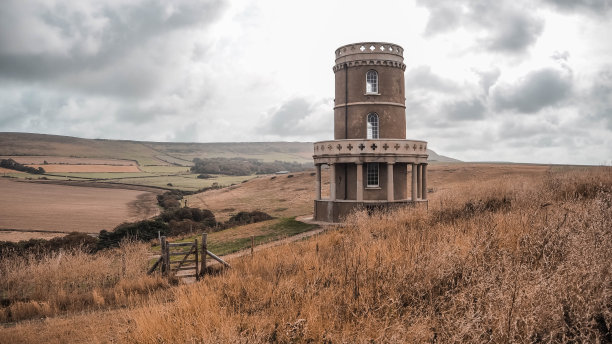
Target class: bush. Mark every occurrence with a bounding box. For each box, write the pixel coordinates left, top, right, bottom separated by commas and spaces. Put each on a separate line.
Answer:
197, 174, 213, 179
226, 211, 273, 226
160, 207, 216, 226
97, 220, 169, 250
168, 219, 211, 236
157, 190, 183, 210
0, 232, 97, 259
0, 159, 45, 174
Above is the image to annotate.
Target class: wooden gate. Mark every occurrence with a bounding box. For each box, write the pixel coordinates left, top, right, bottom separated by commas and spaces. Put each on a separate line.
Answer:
148, 233, 230, 280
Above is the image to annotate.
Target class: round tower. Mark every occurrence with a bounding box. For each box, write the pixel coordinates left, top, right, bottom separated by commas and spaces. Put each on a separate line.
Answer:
333, 42, 407, 139
313, 42, 429, 223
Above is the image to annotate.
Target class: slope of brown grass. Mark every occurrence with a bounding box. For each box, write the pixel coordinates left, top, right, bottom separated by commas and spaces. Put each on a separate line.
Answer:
0, 243, 170, 324
187, 163, 552, 221
2, 165, 610, 343
124, 167, 612, 343
188, 171, 321, 221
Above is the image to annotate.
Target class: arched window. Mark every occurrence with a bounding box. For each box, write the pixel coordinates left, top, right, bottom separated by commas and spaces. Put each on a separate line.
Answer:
367, 113, 379, 139
366, 70, 378, 94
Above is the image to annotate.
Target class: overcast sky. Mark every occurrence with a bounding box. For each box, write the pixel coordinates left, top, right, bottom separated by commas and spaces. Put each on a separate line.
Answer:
1, 0, 611, 165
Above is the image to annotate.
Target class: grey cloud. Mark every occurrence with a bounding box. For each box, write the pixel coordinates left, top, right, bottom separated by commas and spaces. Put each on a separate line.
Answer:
497, 120, 551, 139
0, 0, 227, 97
445, 98, 486, 121
586, 68, 612, 130
475, 68, 501, 95
543, 0, 612, 15
492, 68, 572, 113
481, 10, 544, 53
417, 1, 544, 53
421, 2, 463, 36
260, 97, 332, 136
405, 66, 460, 93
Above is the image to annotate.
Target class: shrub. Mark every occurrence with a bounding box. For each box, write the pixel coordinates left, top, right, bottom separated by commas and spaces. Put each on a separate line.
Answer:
0, 232, 97, 259
160, 207, 216, 227
97, 220, 169, 250
226, 211, 273, 226
157, 190, 183, 210
0, 159, 45, 174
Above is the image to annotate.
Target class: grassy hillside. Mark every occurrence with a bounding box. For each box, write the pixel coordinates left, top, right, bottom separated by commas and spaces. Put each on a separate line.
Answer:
0, 132, 458, 166
0, 132, 170, 166
1, 166, 610, 342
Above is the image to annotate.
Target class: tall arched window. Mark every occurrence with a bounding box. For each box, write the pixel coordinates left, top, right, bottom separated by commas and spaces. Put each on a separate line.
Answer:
366, 70, 378, 94
367, 113, 379, 139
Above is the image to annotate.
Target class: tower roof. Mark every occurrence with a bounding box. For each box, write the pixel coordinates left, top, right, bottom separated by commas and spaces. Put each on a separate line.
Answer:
335, 42, 404, 65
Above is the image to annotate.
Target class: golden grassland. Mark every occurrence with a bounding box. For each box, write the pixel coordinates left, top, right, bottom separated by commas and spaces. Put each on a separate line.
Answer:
0, 243, 170, 323
1, 166, 611, 343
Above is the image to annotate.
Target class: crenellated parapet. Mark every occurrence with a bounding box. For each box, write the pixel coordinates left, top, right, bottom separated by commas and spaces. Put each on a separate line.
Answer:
333, 42, 406, 72
335, 42, 404, 59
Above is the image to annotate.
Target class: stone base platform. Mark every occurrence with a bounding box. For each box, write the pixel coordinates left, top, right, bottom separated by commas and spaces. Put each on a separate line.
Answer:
314, 199, 428, 223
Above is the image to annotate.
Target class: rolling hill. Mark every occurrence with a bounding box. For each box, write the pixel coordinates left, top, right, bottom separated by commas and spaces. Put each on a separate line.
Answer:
0, 132, 458, 165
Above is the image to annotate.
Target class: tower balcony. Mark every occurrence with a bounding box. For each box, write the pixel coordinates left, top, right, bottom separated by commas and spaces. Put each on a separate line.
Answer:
313, 139, 428, 164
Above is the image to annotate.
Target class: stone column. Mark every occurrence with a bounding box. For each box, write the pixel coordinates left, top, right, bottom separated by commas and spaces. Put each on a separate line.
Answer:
330, 163, 336, 201
356, 162, 363, 201
387, 162, 395, 201
422, 163, 428, 200
411, 163, 417, 201
417, 164, 422, 199
315, 164, 321, 200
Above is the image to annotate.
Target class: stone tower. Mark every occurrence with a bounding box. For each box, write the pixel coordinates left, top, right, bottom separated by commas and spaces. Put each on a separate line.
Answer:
313, 42, 429, 222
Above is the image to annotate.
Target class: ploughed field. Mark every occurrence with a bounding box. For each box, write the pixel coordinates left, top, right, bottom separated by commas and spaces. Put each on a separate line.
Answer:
0, 179, 159, 237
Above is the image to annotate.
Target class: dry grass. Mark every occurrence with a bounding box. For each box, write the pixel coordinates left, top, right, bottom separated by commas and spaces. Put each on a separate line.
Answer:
0, 242, 170, 323
187, 170, 327, 221
2, 166, 611, 343
124, 167, 611, 343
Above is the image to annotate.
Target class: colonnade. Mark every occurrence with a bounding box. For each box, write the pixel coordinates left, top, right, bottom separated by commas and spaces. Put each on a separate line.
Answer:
314, 162, 428, 202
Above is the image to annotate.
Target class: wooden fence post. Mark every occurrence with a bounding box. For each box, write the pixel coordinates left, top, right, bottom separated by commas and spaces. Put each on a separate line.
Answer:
251, 235, 254, 257
161, 236, 167, 276
201, 233, 207, 277
194, 238, 199, 281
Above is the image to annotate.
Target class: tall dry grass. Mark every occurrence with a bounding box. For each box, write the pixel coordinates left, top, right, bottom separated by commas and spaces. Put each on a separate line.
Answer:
123, 167, 611, 343
0, 242, 169, 322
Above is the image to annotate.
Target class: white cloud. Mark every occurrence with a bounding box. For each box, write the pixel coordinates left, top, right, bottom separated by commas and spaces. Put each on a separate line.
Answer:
0, 0, 610, 164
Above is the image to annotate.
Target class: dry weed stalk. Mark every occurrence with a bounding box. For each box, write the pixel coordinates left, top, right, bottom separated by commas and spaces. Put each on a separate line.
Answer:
0, 241, 169, 322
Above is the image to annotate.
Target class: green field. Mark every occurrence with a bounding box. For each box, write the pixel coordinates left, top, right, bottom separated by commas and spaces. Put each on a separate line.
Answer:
2, 168, 257, 192
152, 217, 318, 258
47, 172, 153, 179
109, 174, 257, 191
139, 165, 191, 173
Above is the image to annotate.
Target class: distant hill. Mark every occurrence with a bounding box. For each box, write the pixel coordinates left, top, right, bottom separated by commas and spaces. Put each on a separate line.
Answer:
0, 132, 459, 165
